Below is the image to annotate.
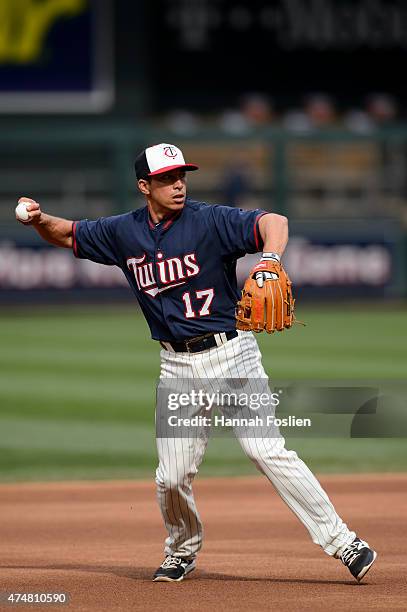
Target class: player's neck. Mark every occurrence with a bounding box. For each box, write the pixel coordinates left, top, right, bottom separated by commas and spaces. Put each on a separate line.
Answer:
147, 201, 184, 224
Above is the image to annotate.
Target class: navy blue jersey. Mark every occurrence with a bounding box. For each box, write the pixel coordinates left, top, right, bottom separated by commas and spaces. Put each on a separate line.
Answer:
73, 199, 266, 341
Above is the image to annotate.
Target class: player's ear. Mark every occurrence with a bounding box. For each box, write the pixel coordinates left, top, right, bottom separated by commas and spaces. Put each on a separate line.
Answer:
138, 178, 151, 196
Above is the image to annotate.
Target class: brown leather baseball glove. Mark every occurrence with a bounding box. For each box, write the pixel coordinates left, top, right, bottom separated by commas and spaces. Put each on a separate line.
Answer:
236, 257, 296, 333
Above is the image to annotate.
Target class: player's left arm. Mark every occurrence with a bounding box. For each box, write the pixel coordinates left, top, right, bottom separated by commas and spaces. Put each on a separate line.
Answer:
237, 213, 296, 332
258, 213, 289, 257
251, 213, 289, 288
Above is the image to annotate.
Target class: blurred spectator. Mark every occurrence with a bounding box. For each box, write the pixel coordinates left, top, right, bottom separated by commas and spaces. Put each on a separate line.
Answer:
218, 92, 274, 134
339, 94, 399, 133
163, 109, 202, 135
365, 93, 398, 127
364, 94, 403, 197
305, 94, 338, 128
241, 93, 274, 126
281, 109, 311, 133
343, 109, 374, 133
283, 93, 338, 132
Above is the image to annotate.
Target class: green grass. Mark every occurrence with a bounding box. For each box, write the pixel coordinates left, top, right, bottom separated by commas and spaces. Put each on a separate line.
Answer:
0, 305, 406, 482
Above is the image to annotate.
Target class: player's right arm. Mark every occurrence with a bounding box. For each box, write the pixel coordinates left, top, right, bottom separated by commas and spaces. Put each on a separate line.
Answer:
16, 197, 73, 249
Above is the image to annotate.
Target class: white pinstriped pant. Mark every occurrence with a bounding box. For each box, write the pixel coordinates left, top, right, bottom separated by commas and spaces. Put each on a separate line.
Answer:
155, 331, 355, 560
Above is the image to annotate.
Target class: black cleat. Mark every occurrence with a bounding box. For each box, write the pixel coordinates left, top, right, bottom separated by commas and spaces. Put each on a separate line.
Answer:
153, 556, 196, 582
340, 537, 377, 582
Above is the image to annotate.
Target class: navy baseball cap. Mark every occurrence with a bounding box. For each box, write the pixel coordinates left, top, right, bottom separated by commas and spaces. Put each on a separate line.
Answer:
135, 143, 199, 180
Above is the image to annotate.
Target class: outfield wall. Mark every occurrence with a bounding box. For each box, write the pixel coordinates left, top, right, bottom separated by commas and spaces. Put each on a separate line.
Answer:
0, 220, 404, 304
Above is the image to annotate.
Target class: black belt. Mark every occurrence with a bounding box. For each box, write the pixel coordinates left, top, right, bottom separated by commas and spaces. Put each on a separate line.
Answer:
160, 330, 238, 354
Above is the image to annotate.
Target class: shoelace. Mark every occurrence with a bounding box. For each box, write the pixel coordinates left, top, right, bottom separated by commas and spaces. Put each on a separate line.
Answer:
161, 556, 183, 569
341, 540, 366, 566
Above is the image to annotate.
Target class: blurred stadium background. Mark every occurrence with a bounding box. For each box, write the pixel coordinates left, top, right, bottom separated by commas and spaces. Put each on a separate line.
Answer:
0, 0, 406, 482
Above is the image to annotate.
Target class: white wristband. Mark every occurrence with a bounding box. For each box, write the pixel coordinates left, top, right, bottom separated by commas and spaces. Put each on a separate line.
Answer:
262, 252, 281, 263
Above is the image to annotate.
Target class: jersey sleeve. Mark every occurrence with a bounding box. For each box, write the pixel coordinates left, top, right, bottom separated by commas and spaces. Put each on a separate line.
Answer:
210, 205, 267, 257
72, 217, 120, 266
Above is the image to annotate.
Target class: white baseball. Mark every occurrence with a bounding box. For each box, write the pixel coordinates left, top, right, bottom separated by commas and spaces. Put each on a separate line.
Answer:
15, 201, 31, 221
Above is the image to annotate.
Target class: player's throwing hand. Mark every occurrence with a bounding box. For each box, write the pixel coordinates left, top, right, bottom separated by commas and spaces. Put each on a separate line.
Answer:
15, 197, 42, 225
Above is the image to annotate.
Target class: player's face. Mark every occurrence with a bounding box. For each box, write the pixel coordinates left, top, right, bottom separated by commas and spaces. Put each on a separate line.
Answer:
139, 169, 187, 214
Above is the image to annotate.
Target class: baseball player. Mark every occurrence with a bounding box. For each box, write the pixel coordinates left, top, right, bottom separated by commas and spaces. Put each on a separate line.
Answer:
16, 143, 377, 583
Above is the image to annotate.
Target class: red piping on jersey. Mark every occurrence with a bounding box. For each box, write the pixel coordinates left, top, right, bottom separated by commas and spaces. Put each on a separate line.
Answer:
163, 211, 182, 230
147, 213, 155, 230
254, 212, 267, 251
148, 210, 182, 231
72, 221, 78, 257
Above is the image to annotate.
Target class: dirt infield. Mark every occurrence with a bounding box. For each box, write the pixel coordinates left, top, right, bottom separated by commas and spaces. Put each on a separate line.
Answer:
0, 474, 405, 611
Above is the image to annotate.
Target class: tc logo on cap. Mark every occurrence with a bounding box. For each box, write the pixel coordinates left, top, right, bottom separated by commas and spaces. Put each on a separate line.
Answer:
163, 146, 178, 159
134, 142, 199, 178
